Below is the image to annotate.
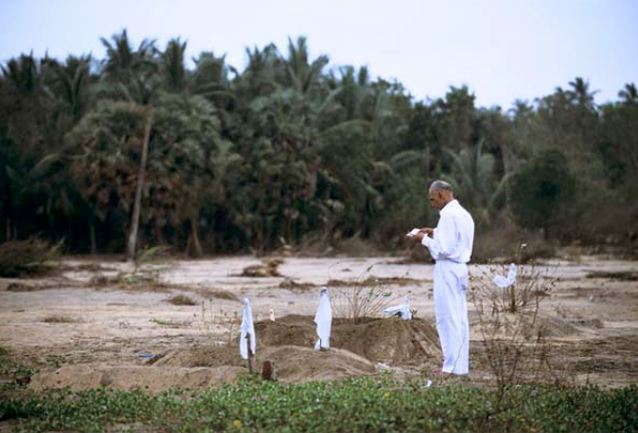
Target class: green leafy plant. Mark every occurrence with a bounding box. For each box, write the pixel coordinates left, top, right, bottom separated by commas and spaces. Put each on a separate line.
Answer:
2, 379, 636, 433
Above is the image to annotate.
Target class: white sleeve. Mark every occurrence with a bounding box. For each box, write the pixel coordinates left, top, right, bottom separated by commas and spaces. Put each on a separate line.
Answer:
421, 213, 456, 261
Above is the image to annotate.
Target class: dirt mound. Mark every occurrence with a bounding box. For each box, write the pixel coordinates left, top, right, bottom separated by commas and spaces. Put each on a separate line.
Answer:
29, 315, 441, 391
257, 345, 376, 383
29, 364, 244, 392
256, 315, 440, 365
152, 345, 242, 368
152, 344, 376, 383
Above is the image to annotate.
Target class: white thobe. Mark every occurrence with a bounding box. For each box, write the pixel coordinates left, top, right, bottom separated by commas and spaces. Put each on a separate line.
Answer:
421, 199, 474, 375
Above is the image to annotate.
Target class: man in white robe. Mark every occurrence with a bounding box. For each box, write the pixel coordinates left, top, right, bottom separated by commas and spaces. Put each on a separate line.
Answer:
412, 180, 474, 375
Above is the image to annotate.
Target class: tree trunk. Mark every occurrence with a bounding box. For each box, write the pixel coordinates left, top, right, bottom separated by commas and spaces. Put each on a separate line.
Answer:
5, 216, 10, 242
89, 221, 97, 255
186, 214, 203, 258
126, 111, 153, 262
154, 221, 166, 245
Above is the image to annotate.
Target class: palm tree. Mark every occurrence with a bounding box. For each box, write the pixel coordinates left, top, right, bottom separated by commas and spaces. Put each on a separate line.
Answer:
568, 77, 597, 110
66, 101, 149, 253
240, 44, 281, 98
427, 85, 477, 160
191, 52, 233, 99
161, 38, 187, 93
100, 29, 157, 81
444, 140, 510, 224
98, 30, 160, 105
150, 93, 226, 256
284, 36, 329, 95
47, 55, 92, 122
1, 52, 42, 96
619, 83, 638, 105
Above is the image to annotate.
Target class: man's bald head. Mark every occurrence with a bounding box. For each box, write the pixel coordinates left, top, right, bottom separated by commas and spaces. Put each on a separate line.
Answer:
428, 180, 454, 210
429, 180, 453, 193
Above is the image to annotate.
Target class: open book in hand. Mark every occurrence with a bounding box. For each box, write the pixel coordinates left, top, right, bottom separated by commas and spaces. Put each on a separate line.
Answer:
406, 228, 421, 238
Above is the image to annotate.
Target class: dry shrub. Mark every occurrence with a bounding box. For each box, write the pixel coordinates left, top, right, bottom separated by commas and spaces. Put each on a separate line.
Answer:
472, 215, 556, 263
329, 273, 400, 322
473, 262, 555, 315
330, 285, 395, 323
167, 295, 197, 306
195, 299, 241, 346
470, 263, 561, 396
327, 276, 422, 287
0, 239, 61, 277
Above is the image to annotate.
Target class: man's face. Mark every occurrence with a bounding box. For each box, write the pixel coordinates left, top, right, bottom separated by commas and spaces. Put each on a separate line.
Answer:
428, 189, 446, 210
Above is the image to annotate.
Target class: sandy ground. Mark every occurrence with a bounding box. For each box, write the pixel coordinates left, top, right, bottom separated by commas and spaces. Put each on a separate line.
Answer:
0, 254, 637, 390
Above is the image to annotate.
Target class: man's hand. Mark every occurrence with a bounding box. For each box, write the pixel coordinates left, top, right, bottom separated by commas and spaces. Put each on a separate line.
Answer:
414, 228, 433, 242
406, 227, 433, 242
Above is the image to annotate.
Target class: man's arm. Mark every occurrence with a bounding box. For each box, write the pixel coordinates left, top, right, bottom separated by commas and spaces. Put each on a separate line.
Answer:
420, 215, 456, 260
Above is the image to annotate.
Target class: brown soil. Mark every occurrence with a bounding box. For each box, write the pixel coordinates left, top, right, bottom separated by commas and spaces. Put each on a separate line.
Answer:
26, 314, 438, 391
151, 344, 377, 384
255, 315, 440, 365
3, 255, 638, 392
256, 346, 376, 383
29, 365, 244, 393
131, 315, 438, 386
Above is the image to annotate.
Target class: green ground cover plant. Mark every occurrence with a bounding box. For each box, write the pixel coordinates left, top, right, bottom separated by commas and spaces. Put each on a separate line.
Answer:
1, 378, 636, 433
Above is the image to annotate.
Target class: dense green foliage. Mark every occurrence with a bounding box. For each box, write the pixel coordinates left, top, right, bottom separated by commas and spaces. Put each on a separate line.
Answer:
1, 378, 636, 433
510, 149, 576, 238
1, 31, 637, 255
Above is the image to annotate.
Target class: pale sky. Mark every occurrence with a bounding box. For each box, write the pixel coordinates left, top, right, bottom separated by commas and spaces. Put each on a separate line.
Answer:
1, 0, 636, 108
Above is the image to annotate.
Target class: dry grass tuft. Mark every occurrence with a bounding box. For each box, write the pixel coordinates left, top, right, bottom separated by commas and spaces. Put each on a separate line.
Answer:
150, 318, 191, 328
278, 279, 316, 292
586, 271, 638, 281
42, 315, 81, 323
197, 288, 240, 302
167, 295, 197, 306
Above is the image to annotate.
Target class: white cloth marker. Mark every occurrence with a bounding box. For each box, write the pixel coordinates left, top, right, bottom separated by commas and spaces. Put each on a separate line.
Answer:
383, 295, 412, 320
314, 287, 332, 350
240, 298, 256, 360
493, 263, 517, 288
